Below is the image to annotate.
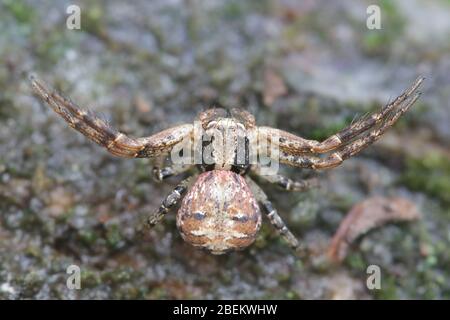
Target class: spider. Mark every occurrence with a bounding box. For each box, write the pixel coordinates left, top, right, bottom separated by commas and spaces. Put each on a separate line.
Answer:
30, 76, 423, 255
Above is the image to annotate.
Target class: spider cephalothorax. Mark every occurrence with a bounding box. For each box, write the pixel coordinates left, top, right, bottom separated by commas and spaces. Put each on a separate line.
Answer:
31, 76, 424, 255
196, 107, 255, 173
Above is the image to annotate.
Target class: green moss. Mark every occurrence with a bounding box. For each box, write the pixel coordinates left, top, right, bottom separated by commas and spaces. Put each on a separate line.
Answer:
0, 95, 15, 120
361, 0, 406, 56
135, 160, 152, 184
4, 0, 36, 24
221, 0, 269, 20
285, 290, 300, 299
81, 269, 102, 288
83, 3, 105, 36
19, 209, 44, 232
309, 119, 351, 141
101, 268, 133, 284
276, 270, 291, 282
112, 285, 145, 299
362, 33, 385, 53
253, 223, 271, 249
282, 11, 329, 43
22, 271, 44, 296
415, 259, 448, 299
34, 29, 75, 65
328, 193, 355, 213
147, 287, 169, 299
24, 245, 43, 261
54, 208, 75, 224
78, 228, 98, 247
222, 1, 243, 19
400, 153, 450, 204
373, 275, 398, 299
345, 252, 366, 272
105, 224, 124, 250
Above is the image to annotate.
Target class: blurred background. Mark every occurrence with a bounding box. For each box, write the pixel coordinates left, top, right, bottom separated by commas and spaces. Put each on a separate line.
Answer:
0, 0, 449, 299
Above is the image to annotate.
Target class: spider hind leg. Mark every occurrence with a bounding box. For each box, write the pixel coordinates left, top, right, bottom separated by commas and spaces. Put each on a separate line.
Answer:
246, 176, 304, 253
139, 176, 194, 233
251, 166, 319, 192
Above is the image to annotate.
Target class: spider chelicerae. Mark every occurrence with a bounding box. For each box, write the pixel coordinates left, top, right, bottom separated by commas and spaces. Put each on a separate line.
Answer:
31, 76, 423, 255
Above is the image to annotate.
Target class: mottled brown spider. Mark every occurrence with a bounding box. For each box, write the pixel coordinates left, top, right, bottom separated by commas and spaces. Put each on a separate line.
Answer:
30, 76, 424, 255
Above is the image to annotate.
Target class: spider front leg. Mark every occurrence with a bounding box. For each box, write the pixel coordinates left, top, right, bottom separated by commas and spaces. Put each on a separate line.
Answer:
258, 76, 424, 155
246, 177, 303, 253
251, 166, 319, 192
30, 76, 193, 158
311, 76, 424, 153
278, 90, 422, 170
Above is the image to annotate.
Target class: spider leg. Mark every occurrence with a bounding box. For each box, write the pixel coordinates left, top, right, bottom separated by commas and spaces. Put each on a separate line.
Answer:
278, 91, 422, 170
153, 164, 193, 181
313, 77, 424, 153
258, 76, 424, 154
142, 176, 194, 230
251, 166, 319, 192
152, 156, 194, 182
246, 177, 303, 253
30, 76, 193, 158
151, 155, 167, 180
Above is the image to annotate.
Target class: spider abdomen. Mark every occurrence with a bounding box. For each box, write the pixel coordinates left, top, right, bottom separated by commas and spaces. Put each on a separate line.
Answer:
176, 170, 261, 254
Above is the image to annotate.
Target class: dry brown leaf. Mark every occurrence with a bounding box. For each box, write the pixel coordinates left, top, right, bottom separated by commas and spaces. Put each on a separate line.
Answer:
0, 178, 31, 207
46, 187, 75, 217
327, 196, 420, 263
263, 69, 287, 106
134, 94, 152, 113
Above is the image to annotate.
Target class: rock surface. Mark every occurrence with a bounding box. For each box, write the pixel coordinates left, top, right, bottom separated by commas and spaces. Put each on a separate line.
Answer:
0, 0, 449, 299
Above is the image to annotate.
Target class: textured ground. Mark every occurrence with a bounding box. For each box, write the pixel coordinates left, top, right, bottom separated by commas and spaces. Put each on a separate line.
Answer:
0, 0, 449, 299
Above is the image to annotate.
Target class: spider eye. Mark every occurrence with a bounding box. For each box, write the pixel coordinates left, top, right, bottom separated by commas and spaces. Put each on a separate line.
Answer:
193, 211, 206, 220
232, 213, 248, 223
